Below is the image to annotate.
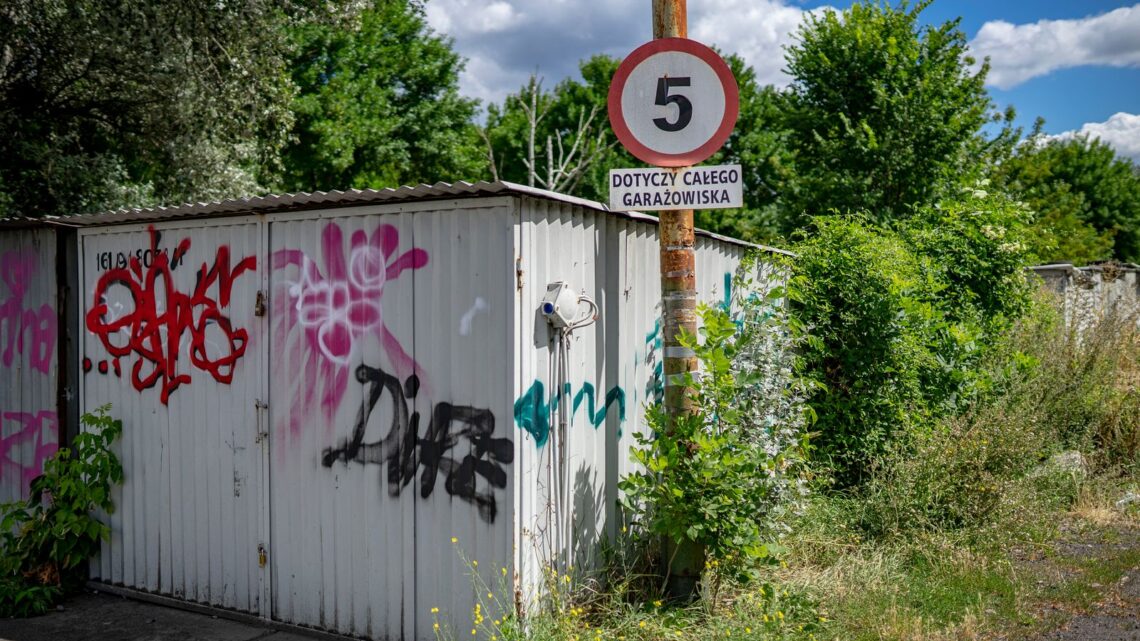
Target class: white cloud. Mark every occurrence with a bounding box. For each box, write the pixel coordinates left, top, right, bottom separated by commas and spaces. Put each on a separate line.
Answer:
424, 0, 823, 106
969, 5, 1140, 89
692, 0, 830, 87
1047, 112, 1140, 163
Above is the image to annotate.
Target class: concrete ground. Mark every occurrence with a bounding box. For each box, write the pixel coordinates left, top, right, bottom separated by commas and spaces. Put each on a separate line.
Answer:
0, 590, 323, 641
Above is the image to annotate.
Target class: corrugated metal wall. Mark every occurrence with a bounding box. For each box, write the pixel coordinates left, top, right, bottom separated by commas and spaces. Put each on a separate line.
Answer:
267, 210, 418, 638
80, 221, 266, 613
66, 192, 774, 640
514, 197, 611, 601
0, 228, 59, 504
513, 200, 760, 604
266, 201, 517, 640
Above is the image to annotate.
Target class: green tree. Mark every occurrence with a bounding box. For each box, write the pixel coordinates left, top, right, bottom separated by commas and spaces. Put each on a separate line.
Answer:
699, 55, 795, 244
279, 0, 483, 191
781, 0, 995, 230
992, 129, 1140, 263
482, 55, 634, 199
0, 0, 333, 218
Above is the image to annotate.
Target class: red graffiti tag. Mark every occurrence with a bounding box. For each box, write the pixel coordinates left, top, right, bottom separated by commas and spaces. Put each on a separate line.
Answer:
85, 228, 256, 404
0, 410, 58, 495
0, 249, 57, 375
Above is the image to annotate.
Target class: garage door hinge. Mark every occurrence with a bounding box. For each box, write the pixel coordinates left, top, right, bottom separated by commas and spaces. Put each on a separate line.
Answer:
255, 290, 267, 317
254, 400, 269, 443
258, 543, 267, 568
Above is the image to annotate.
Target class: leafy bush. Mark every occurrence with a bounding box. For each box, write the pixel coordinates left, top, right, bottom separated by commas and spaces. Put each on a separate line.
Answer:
790, 216, 944, 486
791, 188, 1037, 487
0, 405, 123, 616
902, 185, 1035, 335
621, 273, 810, 580
855, 290, 1140, 537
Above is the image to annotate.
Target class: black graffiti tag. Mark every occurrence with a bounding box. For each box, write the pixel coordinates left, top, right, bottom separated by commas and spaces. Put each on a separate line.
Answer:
321, 364, 513, 523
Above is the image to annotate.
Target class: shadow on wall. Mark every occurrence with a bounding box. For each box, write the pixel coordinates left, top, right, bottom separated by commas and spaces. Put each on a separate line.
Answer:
572, 463, 605, 572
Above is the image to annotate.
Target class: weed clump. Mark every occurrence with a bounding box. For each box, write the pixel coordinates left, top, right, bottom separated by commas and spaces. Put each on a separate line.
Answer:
0, 405, 123, 617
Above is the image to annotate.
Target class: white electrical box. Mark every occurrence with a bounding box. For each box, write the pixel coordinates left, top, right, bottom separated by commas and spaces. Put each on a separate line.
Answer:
540, 281, 581, 329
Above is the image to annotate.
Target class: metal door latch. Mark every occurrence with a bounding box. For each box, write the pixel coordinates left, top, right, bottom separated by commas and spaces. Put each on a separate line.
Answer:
258, 543, 267, 568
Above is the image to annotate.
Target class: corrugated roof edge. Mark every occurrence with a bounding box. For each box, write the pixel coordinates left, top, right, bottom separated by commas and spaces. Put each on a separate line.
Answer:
35, 180, 791, 256
0, 216, 47, 230
1030, 262, 1140, 273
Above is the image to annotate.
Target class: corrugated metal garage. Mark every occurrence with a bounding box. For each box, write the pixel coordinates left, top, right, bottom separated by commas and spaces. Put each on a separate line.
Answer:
2, 181, 787, 640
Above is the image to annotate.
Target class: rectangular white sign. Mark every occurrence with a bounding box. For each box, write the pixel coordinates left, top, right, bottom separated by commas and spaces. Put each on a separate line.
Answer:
609, 164, 743, 212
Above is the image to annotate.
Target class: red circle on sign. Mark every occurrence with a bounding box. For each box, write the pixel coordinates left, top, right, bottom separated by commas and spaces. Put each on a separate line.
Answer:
608, 38, 740, 167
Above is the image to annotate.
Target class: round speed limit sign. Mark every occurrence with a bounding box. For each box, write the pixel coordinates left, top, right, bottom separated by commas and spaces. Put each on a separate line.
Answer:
608, 38, 739, 167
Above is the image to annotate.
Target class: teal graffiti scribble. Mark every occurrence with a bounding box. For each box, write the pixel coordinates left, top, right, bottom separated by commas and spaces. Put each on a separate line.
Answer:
644, 319, 664, 404
721, 271, 733, 312
514, 382, 551, 446
513, 380, 627, 447
572, 383, 627, 427
645, 320, 661, 347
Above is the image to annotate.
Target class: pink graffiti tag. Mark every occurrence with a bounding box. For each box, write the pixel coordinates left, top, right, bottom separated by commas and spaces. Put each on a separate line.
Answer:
272, 223, 427, 440
0, 410, 58, 495
0, 249, 57, 375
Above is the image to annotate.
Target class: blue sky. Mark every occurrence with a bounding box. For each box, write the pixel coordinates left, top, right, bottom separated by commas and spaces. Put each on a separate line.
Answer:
424, 0, 1140, 161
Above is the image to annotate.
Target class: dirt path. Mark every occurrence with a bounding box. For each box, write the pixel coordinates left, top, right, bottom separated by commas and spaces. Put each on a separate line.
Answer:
1024, 522, 1140, 641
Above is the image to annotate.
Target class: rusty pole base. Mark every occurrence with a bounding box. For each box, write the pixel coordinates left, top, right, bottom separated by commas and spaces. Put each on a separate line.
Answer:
664, 538, 705, 601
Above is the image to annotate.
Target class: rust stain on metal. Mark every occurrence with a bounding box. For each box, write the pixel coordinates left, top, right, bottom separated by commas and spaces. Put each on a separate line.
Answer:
652, 0, 688, 38
652, 0, 696, 421
660, 249, 694, 273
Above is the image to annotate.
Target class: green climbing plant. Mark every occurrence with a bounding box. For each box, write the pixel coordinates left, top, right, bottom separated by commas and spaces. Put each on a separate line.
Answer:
0, 404, 123, 616
620, 273, 812, 583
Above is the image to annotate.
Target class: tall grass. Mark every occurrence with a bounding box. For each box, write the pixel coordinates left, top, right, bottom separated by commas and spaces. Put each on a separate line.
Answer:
437, 294, 1140, 641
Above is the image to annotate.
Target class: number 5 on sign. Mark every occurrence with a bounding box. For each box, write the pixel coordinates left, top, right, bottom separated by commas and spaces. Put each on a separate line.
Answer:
608, 38, 739, 167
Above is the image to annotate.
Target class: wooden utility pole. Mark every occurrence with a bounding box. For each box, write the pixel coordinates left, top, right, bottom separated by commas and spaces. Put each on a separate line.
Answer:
651, 0, 703, 600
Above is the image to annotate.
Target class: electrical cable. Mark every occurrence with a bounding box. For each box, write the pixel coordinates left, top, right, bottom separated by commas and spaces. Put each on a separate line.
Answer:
546, 289, 599, 571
